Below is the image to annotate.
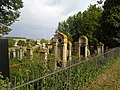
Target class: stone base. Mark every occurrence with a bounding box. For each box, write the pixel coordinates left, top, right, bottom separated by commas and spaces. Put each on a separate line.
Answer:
62, 62, 67, 68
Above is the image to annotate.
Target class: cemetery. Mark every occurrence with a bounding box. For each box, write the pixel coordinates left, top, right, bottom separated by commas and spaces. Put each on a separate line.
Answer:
0, 0, 120, 89
1, 31, 120, 90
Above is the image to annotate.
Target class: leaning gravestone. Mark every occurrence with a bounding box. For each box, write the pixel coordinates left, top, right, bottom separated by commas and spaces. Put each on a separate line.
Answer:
0, 37, 10, 79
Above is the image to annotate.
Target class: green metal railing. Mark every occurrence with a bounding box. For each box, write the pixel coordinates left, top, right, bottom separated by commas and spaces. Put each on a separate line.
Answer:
1, 47, 120, 90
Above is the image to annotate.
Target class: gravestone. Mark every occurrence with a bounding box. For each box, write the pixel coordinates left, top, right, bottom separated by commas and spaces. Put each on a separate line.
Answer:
90, 45, 95, 55
26, 44, 33, 60
12, 48, 16, 58
46, 43, 51, 54
78, 36, 88, 60
19, 47, 23, 60
54, 32, 68, 68
97, 42, 104, 54
40, 46, 48, 61
0, 37, 10, 79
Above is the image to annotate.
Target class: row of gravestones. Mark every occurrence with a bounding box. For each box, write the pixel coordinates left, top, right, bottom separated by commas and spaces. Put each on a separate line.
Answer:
0, 33, 104, 79
9, 43, 49, 61
53, 32, 104, 67
9, 45, 33, 60
9, 32, 104, 67
9, 32, 104, 68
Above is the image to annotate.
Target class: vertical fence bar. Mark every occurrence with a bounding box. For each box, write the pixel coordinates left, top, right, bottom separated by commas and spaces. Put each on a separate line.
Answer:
26, 76, 29, 90
14, 76, 16, 90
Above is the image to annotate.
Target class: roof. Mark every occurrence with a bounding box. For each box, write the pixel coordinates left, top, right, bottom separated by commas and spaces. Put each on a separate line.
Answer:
6, 37, 27, 39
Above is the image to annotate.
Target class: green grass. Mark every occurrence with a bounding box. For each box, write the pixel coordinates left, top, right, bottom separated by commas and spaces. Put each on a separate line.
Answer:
82, 57, 120, 90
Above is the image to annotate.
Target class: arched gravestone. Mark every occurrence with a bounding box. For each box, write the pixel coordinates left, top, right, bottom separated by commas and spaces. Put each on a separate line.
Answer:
78, 36, 88, 60
0, 37, 10, 79
53, 33, 69, 67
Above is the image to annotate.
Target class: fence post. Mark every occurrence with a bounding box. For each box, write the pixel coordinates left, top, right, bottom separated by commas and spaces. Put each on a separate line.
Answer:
0, 37, 10, 80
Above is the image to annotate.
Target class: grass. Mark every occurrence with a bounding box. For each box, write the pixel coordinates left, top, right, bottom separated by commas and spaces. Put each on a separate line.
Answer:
82, 57, 120, 90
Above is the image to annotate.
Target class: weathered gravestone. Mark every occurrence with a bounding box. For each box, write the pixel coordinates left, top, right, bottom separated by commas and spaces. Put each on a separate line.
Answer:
16, 47, 20, 59
9, 48, 16, 58
97, 42, 104, 55
26, 44, 33, 60
90, 45, 95, 56
19, 47, 23, 60
12, 48, 16, 58
0, 37, 10, 79
54, 32, 68, 68
40, 46, 48, 61
78, 36, 89, 60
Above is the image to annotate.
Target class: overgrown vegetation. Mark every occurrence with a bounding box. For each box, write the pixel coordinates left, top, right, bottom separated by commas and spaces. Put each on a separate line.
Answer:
7, 48, 120, 89
9, 52, 56, 87
8, 38, 15, 47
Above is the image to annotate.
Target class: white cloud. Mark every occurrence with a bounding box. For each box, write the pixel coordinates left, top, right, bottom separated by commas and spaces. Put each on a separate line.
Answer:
7, 0, 98, 39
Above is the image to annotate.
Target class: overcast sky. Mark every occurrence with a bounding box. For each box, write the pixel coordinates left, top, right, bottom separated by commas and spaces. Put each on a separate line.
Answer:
6, 0, 98, 40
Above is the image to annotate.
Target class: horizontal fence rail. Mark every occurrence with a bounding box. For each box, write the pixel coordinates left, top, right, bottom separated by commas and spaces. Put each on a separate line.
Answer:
1, 47, 120, 90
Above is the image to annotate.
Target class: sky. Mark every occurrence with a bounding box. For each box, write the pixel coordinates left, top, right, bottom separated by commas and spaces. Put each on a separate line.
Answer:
6, 0, 99, 40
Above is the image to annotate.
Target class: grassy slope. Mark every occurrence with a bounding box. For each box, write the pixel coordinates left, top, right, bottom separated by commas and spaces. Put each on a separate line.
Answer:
83, 58, 120, 90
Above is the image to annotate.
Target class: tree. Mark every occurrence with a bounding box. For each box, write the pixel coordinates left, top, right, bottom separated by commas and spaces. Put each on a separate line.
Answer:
31, 40, 37, 46
0, 0, 23, 35
17, 40, 26, 46
101, 0, 120, 48
82, 4, 103, 44
8, 38, 15, 47
40, 39, 49, 44
57, 3, 103, 44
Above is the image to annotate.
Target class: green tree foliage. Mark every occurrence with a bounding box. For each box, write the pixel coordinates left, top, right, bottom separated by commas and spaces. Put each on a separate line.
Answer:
57, 4, 103, 44
82, 4, 103, 44
26, 39, 37, 46
0, 0, 23, 35
40, 38, 49, 44
17, 40, 26, 46
31, 40, 37, 46
8, 38, 15, 47
101, 0, 120, 48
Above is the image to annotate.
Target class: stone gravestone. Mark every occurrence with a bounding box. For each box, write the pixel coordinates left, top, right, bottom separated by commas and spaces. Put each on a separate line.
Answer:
54, 32, 68, 68
90, 45, 95, 56
19, 47, 23, 60
78, 36, 88, 60
16, 47, 20, 59
97, 42, 104, 55
40, 48, 48, 62
0, 37, 10, 79
12, 48, 16, 58
26, 44, 33, 60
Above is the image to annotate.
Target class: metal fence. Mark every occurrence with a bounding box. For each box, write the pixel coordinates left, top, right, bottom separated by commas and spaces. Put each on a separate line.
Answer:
1, 47, 120, 90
